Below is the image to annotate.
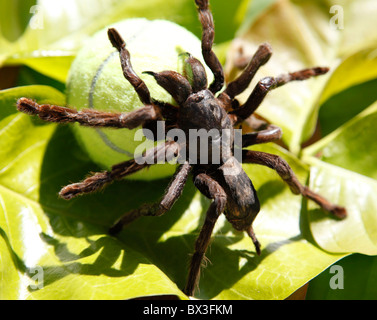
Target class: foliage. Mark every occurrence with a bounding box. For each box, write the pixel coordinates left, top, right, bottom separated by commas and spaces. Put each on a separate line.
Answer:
0, 0, 377, 300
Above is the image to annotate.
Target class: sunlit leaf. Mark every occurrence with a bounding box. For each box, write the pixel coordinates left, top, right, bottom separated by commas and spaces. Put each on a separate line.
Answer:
7, 56, 74, 84
304, 101, 377, 180
0, 113, 188, 300
304, 158, 377, 255
319, 48, 377, 105
1, 0, 245, 82
302, 101, 377, 255
109, 143, 348, 300
225, 0, 377, 153
1, 0, 376, 301
0, 95, 347, 299
0, 0, 36, 43
0, 85, 65, 118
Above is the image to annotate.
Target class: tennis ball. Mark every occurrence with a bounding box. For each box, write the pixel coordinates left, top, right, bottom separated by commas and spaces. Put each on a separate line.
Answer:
66, 18, 211, 180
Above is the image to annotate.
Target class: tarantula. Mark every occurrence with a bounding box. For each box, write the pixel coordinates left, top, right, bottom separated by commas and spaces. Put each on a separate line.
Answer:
17, 0, 346, 297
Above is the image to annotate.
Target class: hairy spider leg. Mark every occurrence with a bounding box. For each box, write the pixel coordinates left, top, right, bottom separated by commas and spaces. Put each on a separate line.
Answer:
59, 141, 180, 200
17, 97, 159, 129
143, 71, 193, 105
242, 124, 282, 148
217, 42, 272, 112
108, 28, 179, 121
195, 0, 224, 94
18, 29, 182, 129
232, 67, 329, 122
184, 172, 227, 296
223, 43, 272, 100
108, 161, 191, 235
246, 225, 261, 256
108, 27, 181, 126
242, 150, 347, 219
14, 0, 345, 300
108, 28, 152, 106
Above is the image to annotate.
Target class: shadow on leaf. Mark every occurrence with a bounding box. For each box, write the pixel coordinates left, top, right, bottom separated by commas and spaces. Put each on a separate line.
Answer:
28, 233, 144, 291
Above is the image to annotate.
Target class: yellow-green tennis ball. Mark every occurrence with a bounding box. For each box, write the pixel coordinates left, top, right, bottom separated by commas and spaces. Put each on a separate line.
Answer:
66, 18, 211, 180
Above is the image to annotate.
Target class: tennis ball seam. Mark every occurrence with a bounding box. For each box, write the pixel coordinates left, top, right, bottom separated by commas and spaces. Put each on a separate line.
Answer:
68, 18, 211, 180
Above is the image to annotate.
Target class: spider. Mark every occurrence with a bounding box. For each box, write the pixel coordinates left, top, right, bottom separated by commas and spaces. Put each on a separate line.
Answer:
17, 0, 347, 297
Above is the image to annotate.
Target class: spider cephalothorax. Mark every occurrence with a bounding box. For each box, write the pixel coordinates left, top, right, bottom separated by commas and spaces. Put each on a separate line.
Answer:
17, 0, 346, 297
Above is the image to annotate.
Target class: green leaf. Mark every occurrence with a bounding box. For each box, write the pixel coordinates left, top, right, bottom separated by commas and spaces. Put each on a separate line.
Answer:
2, 0, 375, 300
0, 101, 346, 299
0, 85, 187, 299
7, 56, 74, 84
304, 101, 377, 180
319, 48, 377, 105
14, 66, 66, 92
337, 1, 377, 57
306, 254, 377, 299
1, 0, 245, 81
304, 158, 377, 255
202, 144, 348, 299
318, 78, 377, 137
0, 85, 65, 119
0, 0, 36, 43
0, 113, 188, 300
225, 0, 377, 153
115, 143, 348, 300
301, 101, 377, 255
236, 0, 278, 36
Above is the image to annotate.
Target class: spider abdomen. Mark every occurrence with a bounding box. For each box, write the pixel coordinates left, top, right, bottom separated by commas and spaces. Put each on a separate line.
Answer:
217, 157, 261, 231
